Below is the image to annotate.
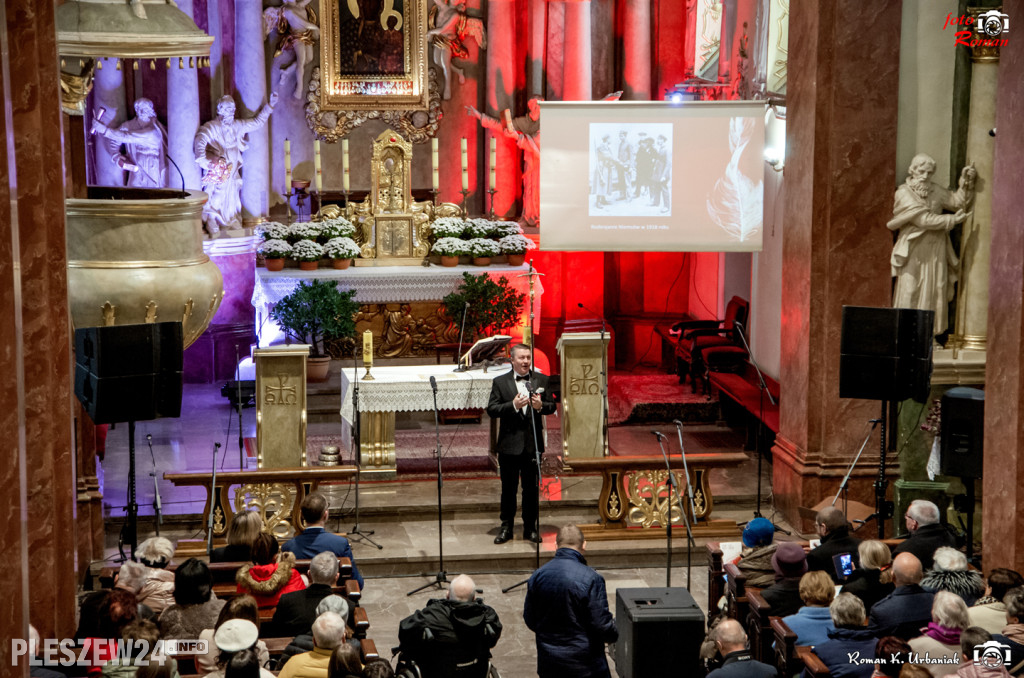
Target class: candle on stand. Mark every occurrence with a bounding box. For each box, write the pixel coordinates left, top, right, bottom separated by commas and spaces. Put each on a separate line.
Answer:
314, 140, 322, 193
460, 137, 468, 191
489, 137, 496, 191
431, 138, 439, 191
284, 139, 292, 191
342, 139, 350, 192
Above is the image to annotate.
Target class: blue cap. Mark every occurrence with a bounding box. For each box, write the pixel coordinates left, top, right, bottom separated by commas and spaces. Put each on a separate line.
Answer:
742, 517, 775, 548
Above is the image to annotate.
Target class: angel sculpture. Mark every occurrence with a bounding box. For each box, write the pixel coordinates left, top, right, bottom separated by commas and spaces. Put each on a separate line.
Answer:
427, 0, 486, 100
264, 0, 320, 100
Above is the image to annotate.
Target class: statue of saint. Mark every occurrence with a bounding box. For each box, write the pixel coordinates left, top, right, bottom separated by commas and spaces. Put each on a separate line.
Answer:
466, 98, 541, 225
427, 0, 487, 100
887, 153, 976, 336
193, 93, 279, 234
91, 98, 168, 189
264, 0, 320, 100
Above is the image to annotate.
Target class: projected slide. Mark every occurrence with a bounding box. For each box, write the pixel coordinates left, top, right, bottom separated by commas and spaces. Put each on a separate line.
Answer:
588, 124, 674, 218
540, 101, 766, 252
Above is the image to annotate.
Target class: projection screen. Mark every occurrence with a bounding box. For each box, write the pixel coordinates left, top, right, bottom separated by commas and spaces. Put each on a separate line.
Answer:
539, 101, 767, 252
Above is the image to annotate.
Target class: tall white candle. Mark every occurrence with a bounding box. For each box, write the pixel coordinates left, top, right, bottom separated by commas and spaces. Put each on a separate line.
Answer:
460, 138, 469, 191
489, 137, 496, 191
342, 139, 350, 192
431, 138, 439, 191
314, 140, 322, 193
284, 139, 292, 190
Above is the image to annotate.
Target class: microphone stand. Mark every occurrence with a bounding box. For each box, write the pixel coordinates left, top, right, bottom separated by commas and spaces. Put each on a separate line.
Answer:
118, 420, 140, 562
408, 376, 449, 594
672, 421, 698, 524
349, 350, 381, 549
832, 419, 882, 524
502, 379, 545, 594
653, 431, 692, 588
732, 321, 776, 520
235, 345, 245, 470
454, 302, 470, 372
207, 442, 221, 557
147, 434, 162, 537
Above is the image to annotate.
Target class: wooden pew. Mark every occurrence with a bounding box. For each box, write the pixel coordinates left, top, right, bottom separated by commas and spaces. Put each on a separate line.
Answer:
723, 561, 753, 624
746, 590, 773, 663
770, 616, 803, 678
799, 647, 832, 678
706, 542, 726, 619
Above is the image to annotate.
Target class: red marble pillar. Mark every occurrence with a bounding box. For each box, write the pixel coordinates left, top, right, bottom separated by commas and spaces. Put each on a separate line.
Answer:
527, 0, 547, 98
771, 0, 903, 529
653, 0, 687, 97
545, 1, 566, 100
982, 18, 1024, 573
562, 0, 592, 100
622, 0, 652, 100
486, 0, 520, 219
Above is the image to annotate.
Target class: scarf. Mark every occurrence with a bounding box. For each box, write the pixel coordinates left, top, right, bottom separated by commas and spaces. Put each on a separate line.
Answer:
924, 622, 961, 646
1002, 623, 1024, 644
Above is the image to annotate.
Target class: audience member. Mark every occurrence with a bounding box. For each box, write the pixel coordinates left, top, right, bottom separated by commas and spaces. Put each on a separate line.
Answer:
398, 573, 501, 678
270, 552, 341, 638
970, 569, 1024, 634
907, 591, 971, 676
28, 625, 64, 678
705, 618, 778, 677
893, 500, 957, 571
159, 558, 226, 640
236, 532, 306, 609
100, 619, 164, 678
283, 493, 364, 589
210, 619, 273, 678
923, 547, 985, 606
135, 664, 177, 678
735, 517, 778, 588
360, 659, 394, 678
278, 611, 349, 678
224, 648, 261, 678
326, 643, 362, 678
808, 507, 862, 583
523, 525, 618, 678
211, 512, 262, 563
954, 626, 1012, 678
196, 595, 269, 675
1001, 587, 1024, 645
869, 553, 936, 640
872, 637, 911, 677
760, 542, 807, 617
811, 593, 877, 678
113, 561, 158, 621
900, 666, 936, 677
843, 540, 897, 612
135, 537, 177, 615
781, 570, 836, 646
275, 597, 353, 672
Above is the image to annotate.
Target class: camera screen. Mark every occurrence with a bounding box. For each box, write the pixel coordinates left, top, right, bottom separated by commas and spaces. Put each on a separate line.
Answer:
833, 553, 855, 580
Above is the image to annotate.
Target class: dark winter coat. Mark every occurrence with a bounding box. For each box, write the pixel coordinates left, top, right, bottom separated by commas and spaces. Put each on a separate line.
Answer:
841, 567, 895, 612
807, 527, 862, 583
398, 598, 502, 678
892, 523, 958, 570
810, 627, 878, 678
868, 584, 935, 640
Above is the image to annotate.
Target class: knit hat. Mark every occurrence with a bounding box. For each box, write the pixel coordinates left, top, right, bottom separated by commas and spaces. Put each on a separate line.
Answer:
772, 542, 808, 578
742, 517, 775, 548
214, 619, 258, 653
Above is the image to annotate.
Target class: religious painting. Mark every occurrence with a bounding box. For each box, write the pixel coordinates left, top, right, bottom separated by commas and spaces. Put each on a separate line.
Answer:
319, 0, 429, 110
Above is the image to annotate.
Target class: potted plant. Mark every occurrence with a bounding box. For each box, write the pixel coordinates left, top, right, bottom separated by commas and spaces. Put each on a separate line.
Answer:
323, 237, 360, 269
466, 237, 501, 266
288, 222, 321, 245
260, 221, 291, 242
269, 280, 359, 381
442, 272, 526, 339
466, 218, 498, 239
431, 216, 467, 239
497, 233, 536, 266
491, 220, 522, 238
431, 237, 469, 267
258, 239, 292, 271
317, 216, 357, 244
291, 239, 324, 270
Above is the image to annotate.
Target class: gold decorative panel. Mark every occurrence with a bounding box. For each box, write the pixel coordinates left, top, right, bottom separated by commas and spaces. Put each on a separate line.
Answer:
254, 345, 310, 469
557, 332, 611, 460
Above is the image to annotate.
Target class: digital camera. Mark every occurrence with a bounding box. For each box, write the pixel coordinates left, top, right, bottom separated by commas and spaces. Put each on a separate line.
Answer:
977, 10, 1009, 38
974, 640, 1011, 668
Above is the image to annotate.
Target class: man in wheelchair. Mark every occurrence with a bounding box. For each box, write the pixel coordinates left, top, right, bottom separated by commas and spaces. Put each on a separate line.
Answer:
397, 574, 503, 678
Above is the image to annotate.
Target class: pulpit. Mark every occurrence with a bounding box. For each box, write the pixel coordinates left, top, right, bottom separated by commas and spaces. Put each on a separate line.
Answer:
254, 344, 310, 468
557, 332, 611, 460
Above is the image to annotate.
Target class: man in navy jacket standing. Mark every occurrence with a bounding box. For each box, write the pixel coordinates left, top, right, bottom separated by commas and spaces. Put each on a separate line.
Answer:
524, 525, 618, 678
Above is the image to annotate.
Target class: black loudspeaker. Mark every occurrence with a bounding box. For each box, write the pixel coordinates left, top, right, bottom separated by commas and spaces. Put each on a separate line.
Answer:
74, 323, 184, 425
839, 306, 933, 403
614, 587, 705, 678
940, 387, 984, 478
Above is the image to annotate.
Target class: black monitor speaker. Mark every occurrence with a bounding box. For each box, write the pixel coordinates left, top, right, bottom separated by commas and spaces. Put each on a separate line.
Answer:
74, 322, 184, 424
614, 587, 705, 678
940, 387, 984, 479
839, 306, 933, 403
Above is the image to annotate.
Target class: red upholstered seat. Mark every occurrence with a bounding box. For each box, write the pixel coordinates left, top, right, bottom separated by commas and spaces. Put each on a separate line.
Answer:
672, 296, 749, 393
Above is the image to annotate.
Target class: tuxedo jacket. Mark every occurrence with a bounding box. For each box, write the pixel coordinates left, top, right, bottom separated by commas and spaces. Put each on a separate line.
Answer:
486, 370, 556, 457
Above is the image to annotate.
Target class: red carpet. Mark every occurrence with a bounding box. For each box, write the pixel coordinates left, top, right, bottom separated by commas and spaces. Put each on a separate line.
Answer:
607, 373, 718, 425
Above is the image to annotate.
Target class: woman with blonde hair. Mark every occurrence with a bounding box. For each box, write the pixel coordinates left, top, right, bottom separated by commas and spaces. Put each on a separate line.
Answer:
842, 539, 896, 612
211, 511, 263, 563
781, 570, 837, 646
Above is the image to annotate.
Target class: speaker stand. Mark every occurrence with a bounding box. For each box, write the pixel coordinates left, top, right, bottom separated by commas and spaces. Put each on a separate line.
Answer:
117, 420, 139, 562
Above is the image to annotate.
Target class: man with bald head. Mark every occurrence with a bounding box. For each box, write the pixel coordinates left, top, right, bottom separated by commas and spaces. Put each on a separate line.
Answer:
707, 618, 778, 677
868, 552, 936, 639
398, 573, 502, 677
806, 506, 861, 583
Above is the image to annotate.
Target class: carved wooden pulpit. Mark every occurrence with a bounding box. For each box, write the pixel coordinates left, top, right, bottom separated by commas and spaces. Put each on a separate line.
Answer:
557, 332, 611, 461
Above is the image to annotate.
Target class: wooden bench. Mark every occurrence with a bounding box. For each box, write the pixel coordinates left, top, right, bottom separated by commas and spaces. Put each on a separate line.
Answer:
100, 555, 354, 591
708, 363, 780, 453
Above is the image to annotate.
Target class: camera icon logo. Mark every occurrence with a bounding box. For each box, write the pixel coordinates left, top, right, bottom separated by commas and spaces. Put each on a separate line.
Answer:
976, 9, 1010, 38
974, 640, 1012, 668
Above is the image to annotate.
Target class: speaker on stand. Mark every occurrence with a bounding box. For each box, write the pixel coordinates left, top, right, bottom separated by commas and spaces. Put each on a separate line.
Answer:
940, 386, 984, 564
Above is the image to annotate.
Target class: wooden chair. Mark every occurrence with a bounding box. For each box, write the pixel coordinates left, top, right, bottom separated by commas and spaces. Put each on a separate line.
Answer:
672, 296, 749, 392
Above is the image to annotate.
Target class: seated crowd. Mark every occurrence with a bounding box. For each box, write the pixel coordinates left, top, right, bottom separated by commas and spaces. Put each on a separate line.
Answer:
712, 500, 1024, 677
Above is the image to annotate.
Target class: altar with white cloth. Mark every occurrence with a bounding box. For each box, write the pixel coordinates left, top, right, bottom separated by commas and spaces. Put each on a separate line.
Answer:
252, 263, 544, 357
340, 363, 512, 477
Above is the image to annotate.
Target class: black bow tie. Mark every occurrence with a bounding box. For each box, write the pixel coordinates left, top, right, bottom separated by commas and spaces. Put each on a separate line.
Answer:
516, 374, 531, 381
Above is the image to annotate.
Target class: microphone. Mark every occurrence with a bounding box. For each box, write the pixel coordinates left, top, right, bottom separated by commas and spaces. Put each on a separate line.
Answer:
215, 442, 221, 449
651, 430, 666, 440
429, 375, 438, 393
672, 419, 683, 427
147, 434, 153, 443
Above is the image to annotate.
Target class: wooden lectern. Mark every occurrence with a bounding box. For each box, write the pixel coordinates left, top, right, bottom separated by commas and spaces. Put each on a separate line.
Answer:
557, 332, 611, 461
254, 345, 310, 468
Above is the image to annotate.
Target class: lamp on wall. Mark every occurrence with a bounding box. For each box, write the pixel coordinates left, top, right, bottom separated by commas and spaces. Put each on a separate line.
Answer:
764, 105, 786, 172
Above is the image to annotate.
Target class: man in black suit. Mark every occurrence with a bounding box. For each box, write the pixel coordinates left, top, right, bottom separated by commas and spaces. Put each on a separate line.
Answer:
891, 499, 956, 571
806, 506, 861, 583
486, 344, 556, 544
868, 552, 935, 639
267, 551, 339, 637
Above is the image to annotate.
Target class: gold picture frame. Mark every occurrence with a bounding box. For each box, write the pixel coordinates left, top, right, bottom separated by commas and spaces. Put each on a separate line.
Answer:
318, 0, 429, 111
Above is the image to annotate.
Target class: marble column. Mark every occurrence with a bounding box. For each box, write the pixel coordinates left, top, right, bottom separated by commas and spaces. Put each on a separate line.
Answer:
562, 0, 592, 100
771, 0, 903, 531
722, 0, 758, 98
486, 0, 519, 218
234, 0, 269, 225
167, 0, 203, 190
982, 12, 1024, 573
528, 0, 547, 98
951, 28, 999, 351
93, 60, 128, 186
1, 0, 77, 647
622, 0, 652, 100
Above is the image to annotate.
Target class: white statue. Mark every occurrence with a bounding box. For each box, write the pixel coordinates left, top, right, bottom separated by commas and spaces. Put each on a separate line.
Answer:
427, 0, 486, 100
193, 93, 279, 234
264, 0, 320, 101
887, 153, 976, 336
91, 97, 168, 189
130, 0, 179, 20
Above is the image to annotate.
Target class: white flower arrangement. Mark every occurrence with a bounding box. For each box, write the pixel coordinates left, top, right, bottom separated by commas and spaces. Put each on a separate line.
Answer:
498, 233, 536, 255
258, 239, 292, 259
492, 220, 523, 238
260, 221, 291, 241
318, 216, 356, 240
467, 237, 501, 258
288, 222, 321, 243
431, 237, 469, 257
323, 237, 361, 260
290, 239, 324, 262
466, 218, 498, 238
431, 217, 467, 238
